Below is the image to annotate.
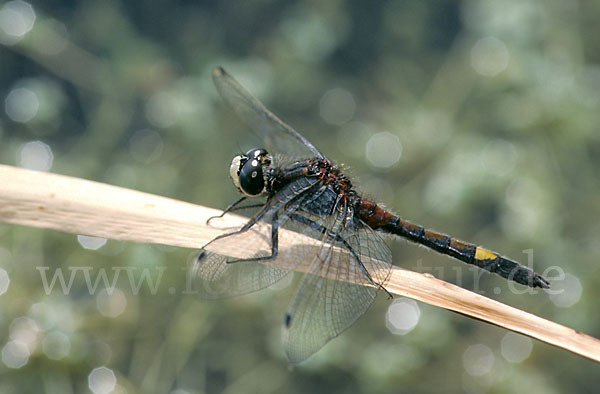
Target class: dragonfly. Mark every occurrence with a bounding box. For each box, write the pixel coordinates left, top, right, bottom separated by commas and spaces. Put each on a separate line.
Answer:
192, 66, 550, 364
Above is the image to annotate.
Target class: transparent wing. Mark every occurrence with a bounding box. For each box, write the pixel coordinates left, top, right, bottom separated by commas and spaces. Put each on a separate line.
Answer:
196, 175, 392, 363
191, 250, 291, 299
194, 178, 322, 298
282, 201, 393, 363
212, 66, 325, 160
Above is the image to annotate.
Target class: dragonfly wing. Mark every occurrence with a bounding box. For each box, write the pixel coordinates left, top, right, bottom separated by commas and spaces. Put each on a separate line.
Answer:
194, 179, 322, 299
282, 201, 393, 363
191, 250, 291, 299
212, 66, 324, 160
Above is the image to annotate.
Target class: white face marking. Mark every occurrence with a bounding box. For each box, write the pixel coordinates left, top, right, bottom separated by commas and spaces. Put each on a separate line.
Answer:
251, 159, 258, 167
229, 155, 242, 191
253, 150, 261, 158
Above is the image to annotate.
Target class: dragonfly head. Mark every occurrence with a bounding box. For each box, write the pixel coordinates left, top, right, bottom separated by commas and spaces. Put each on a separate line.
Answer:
230, 148, 272, 197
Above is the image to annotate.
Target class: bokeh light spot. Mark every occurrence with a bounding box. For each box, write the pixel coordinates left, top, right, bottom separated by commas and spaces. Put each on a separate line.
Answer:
385, 298, 420, 335
18, 140, 53, 171
463, 344, 494, 376
29, 301, 77, 332
34, 18, 68, 55
280, 8, 339, 63
0, 268, 9, 295
145, 92, 177, 128
8, 78, 67, 128
500, 332, 532, 363
96, 288, 127, 318
88, 366, 117, 394
549, 273, 582, 308
319, 88, 356, 125
365, 131, 402, 169
78, 235, 108, 251
0, 1, 36, 45
471, 36, 509, 77
5, 87, 39, 122
9, 316, 39, 351
2, 340, 30, 368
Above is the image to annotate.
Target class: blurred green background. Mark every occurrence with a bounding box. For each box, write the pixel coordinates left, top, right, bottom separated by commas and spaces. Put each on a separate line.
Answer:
1, 0, 600, 393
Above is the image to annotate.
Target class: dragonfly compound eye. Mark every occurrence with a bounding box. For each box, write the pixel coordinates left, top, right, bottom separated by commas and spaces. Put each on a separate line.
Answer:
230, 149, 271, 196
238, 155, 265, 196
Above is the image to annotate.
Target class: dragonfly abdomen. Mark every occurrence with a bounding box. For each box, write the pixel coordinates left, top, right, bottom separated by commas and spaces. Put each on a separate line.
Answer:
358, 200, 550, 288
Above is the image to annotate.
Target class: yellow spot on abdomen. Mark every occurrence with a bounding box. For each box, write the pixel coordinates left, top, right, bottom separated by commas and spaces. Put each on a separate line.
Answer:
475, 247, 497, 261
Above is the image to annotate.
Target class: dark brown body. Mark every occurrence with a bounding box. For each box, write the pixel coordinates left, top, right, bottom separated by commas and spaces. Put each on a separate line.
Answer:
358, 200, 549, 288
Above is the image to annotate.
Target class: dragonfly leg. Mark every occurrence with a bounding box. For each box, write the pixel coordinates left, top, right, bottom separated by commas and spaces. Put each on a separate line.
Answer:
226, 211, 280, 264
203, 182, 321, 265
207, 196, 249, 224
207, 202, 267, 224
202, 199, 274, 249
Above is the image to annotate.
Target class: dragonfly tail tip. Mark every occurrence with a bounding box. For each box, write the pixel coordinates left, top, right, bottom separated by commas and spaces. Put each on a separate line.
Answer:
534, 274, 551, 289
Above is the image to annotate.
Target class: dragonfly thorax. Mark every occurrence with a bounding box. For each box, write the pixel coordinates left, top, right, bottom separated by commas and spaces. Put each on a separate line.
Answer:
311, 159, 356, 200
230, 148, 273, 197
